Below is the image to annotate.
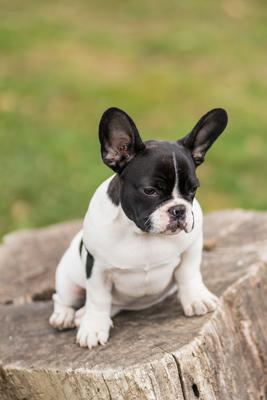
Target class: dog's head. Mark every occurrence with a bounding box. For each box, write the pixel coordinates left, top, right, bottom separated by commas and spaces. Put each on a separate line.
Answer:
99, 107, 228, 234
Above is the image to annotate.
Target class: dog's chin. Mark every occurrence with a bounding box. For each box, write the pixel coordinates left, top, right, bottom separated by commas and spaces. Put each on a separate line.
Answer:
148, 225, 182, 236
148, 227, 182, 236
135, 216, 193, 235
149, 220, 192, 235
162, 228, 182, 236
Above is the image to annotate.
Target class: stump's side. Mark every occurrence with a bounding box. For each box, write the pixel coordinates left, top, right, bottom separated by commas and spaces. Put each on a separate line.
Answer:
0, 354, 185, 400
175, 262, 267, 400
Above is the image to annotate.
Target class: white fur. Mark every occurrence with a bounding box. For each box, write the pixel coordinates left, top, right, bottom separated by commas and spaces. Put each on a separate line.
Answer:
172, 151, 180, 198
50, 175, 218, 348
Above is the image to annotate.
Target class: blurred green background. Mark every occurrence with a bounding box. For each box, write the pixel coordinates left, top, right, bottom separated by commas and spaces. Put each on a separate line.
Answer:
0, 0, 266, 238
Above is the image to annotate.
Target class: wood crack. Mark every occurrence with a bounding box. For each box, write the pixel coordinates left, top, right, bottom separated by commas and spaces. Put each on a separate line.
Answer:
102, 374, 112, 400
171, 354, 187, 400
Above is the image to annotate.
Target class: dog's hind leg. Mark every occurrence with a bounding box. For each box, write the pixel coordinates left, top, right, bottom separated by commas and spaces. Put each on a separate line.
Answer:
49, 245, 85, 330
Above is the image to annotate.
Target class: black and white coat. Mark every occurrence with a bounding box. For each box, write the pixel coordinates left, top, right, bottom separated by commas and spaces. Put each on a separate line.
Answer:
50, 107, 228, 349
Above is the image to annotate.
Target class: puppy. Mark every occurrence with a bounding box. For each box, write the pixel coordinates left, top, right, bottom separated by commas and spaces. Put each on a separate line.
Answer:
49, 107, 228, 348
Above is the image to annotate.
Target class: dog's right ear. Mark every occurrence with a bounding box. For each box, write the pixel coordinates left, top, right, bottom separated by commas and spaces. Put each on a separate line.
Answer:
99, 107, 145, 173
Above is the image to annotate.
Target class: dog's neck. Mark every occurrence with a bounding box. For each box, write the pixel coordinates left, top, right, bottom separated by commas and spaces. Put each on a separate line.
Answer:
84, 176, 141, 235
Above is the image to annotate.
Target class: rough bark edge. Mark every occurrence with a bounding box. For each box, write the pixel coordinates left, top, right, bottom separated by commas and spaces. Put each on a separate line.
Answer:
174, 260, 267, 400
0, 353, 184, 400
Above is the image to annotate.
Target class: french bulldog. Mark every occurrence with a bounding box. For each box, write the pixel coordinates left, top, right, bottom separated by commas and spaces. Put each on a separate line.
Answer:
49, 107, 228, 348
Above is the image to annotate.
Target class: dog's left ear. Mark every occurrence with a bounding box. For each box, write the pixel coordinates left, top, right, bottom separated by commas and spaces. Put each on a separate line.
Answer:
178, 108, 228, 166
99, 107, 145, 173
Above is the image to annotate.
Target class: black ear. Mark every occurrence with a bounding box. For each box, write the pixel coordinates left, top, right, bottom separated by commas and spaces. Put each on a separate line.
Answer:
178, 108, 228, 166
99, 107, 145, 173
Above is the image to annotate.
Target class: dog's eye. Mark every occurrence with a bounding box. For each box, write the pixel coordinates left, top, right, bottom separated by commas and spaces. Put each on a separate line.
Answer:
143, 187, 158, 196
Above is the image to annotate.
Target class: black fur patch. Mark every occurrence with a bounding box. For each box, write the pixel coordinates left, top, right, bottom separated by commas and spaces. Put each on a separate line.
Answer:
85, 249, 94, 279
107, 174, 120, 206
79, 239, 94, 279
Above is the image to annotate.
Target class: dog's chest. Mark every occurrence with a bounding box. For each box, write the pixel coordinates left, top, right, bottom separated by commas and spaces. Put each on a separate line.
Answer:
91, 223, 184, 269
110, 255, 179, 299
87, 226, 183, 298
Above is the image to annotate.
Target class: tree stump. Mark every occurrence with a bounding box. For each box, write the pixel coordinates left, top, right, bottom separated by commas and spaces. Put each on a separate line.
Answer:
0, 210, 266, 400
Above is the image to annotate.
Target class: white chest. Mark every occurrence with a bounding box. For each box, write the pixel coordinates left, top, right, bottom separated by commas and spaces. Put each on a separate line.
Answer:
84, 218, 195, 303
85, 217, 188, 268
110, 255, 180, 300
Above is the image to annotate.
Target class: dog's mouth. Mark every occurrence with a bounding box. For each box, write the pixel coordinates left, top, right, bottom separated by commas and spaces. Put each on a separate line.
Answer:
149, 212, 194, 235
164, 220, 186, 235
146, 220, 185, 235
139, 210, 194, 235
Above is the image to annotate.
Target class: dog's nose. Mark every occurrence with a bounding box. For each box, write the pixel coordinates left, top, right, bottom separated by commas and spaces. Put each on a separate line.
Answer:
168, 205, 186, 219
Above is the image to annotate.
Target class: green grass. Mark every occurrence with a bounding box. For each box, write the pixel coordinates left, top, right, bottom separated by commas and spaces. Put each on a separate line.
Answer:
0, 0, 267, 238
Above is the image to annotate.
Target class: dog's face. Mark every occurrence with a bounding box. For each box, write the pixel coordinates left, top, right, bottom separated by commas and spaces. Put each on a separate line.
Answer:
99, 107, 228, 234
118, 141, 198, 234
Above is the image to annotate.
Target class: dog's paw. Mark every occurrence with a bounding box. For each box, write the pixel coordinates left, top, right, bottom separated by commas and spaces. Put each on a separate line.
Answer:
76, 315, 112, 349
179, 283, 219, 317
49, 306, 76, 330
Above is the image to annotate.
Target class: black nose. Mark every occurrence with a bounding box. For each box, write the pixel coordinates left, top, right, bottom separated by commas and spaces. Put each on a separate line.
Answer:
168, 205, 186, 219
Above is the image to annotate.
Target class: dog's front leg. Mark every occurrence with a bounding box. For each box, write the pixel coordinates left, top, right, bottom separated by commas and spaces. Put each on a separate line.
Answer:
174, 235, 219, 316
76, 263, 113, 349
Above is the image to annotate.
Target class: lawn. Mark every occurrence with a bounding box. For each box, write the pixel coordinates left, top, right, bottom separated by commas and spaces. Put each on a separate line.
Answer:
0, 0, 267, 238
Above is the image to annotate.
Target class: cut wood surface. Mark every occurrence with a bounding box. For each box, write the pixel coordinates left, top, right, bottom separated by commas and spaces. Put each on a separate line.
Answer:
0, 210, 266, 400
